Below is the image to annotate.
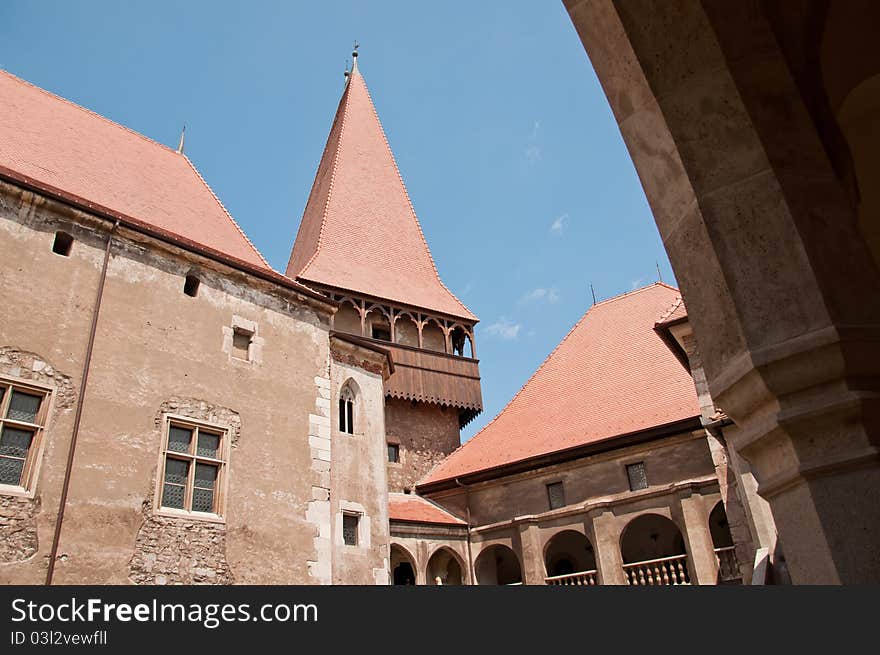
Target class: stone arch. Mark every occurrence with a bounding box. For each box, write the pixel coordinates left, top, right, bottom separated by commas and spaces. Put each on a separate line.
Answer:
393, 312, 420, 347
620, 513, 689, 585
543, 529, 596, 579
708, 501, 734, 550
421, 317, 446, 353
390, 543, 417, 586
474, 544, 522, 585
333, 298, 362, 336
426, 546, 466, 585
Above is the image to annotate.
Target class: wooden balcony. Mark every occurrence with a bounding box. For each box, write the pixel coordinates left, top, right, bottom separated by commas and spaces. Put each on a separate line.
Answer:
351, 336, 483, 426
545, 570, 598, 586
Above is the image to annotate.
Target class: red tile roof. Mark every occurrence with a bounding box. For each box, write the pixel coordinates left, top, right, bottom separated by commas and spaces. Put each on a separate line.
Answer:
656, 295, 687, 326
420, 283, 701, 486
285, 63, 476, 321
0, 69, 269, 270
388, 493, 466, 526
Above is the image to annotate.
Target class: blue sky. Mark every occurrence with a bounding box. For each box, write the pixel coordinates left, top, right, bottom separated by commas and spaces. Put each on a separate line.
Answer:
1, 1, 674, 440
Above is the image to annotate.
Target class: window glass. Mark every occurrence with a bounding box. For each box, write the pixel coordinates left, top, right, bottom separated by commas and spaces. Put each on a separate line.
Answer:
167, 426, 192, 453
7, 391, 41, 423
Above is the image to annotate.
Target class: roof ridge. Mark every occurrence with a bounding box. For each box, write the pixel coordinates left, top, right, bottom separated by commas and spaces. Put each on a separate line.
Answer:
591, 281, 678, 309
353, 70, 475, 320
297, 74, 353, 280
182, 154, 271, 269
656, 295, 685, 325
0, 68, 180, 156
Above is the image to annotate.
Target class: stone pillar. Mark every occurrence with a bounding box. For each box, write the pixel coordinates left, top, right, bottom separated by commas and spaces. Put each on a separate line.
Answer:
590, 510, 626, 585
517, 522, 546, 585
565, 0, 880, 583
678, 492, 719, 585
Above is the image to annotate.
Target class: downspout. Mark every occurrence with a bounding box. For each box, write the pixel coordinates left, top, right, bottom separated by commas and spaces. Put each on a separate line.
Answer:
45, 220, 118, 585
455, 478, 475, 585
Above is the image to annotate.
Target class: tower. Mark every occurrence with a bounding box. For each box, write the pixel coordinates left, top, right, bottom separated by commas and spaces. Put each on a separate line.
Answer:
287, 50, 482, 492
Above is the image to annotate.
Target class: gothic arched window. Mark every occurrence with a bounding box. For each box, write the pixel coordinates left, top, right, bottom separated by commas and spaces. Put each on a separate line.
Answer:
339, 384, 355, 435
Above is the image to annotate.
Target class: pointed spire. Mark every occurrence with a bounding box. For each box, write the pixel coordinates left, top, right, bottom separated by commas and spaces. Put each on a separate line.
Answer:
286, 55, 475, 321
176, 124, 186, 155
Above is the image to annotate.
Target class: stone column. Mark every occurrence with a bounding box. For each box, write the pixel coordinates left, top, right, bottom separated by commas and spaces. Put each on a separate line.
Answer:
516, 522, 546, 585
590, 510, 626, 585
565, 0, 880, 583
678, 492, 719, 585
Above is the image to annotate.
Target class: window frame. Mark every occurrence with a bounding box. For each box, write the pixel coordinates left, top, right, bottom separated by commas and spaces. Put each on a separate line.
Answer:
387, 442, 400, 464
338, 386, 355, 435
626, 461, 649, 492
546, 480, 566, 510
0, 376, 52, 498
342, 512, 360, 547
154, 414, 231, 523
231, 328, 253, 361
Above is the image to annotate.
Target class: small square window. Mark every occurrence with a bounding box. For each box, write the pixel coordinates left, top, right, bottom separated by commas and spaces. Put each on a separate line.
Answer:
546, 481, 565, 510
387, 443, 400, 463
626, 462, 648, 491
184, 275, 200, 297
342, 513, 359, 546
52, 231, 73, 256
232, 329, 252, 361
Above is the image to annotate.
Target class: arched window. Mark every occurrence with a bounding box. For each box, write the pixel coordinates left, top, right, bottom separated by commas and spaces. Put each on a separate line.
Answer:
339, 385, 355, 435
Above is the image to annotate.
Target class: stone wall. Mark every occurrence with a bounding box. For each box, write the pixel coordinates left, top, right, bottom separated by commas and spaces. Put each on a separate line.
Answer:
385, 398, 460, 492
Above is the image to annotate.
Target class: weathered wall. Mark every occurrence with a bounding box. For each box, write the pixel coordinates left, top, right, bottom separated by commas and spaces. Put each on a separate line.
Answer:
384, 398, 461, 492
329, 345, 390, 584
0, 182, 335, 584
434, 431, 715, 527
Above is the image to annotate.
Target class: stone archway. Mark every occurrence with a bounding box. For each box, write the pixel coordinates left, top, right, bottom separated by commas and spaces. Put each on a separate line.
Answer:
564, 0, 880, 583
426, 547, 465, 585
474, 544, 522, 585
620, 514, 689, 585
390, 544, 417, 585
543, 530, 597, 585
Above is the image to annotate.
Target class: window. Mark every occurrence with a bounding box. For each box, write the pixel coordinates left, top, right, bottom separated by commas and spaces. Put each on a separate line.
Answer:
159, 418, 227, 517
52, 231, 73, 256
232, 329, 252, 361
183, 274, 200, 297
0, 382, 48, 491
626, 462, 648, 491
342, 513, 359, 546
339, 386, 355, 434
387, 443, 400, 463
546, 481, 565, 510
371, 325, 391, 341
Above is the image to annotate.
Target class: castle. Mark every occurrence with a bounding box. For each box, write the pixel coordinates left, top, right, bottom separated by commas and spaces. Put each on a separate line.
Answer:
1, 48, 783, 585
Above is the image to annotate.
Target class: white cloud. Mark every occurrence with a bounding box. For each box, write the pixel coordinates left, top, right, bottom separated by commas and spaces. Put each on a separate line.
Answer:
550, 213, 568, 235
520, 287, 560, 304
484, 317, 521, 340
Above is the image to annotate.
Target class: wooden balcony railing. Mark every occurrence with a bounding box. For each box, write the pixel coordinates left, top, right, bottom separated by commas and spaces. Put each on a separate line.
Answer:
623, 554, 690, 585
545, 570, 598, 586
714, 546, 740, 582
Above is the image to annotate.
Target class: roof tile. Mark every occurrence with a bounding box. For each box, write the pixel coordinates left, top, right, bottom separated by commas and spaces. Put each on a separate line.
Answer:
421, 283, 701, 485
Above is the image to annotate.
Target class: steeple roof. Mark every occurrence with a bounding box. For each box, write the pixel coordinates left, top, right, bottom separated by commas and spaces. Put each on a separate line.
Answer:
286, 61, 476, 322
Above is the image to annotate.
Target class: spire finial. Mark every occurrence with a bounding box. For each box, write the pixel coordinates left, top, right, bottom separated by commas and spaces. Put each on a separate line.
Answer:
176, 124, 186, 155
351, 40, 359, 72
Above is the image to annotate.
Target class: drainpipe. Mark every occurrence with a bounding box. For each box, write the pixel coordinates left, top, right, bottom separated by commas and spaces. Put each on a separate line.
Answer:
45, 220, 118, 585
455, 478, 475, 585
